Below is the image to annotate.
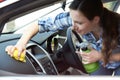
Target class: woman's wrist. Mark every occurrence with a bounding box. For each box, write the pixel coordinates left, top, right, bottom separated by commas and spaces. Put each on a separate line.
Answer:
16, 41, 26, 49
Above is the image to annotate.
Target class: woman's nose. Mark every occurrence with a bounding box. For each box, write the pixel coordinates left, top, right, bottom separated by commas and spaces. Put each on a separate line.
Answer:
72, 24, 78, 31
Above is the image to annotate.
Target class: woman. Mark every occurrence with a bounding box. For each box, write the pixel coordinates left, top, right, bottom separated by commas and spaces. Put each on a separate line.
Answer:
70, 0, 120, 75
6, 0, 120, 75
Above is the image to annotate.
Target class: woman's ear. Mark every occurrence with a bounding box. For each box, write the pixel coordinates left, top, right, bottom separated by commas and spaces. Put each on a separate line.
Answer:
93, 16, 100, 24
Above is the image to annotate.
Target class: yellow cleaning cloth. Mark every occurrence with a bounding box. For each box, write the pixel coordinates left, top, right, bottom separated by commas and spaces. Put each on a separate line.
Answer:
13, 49, 26, 62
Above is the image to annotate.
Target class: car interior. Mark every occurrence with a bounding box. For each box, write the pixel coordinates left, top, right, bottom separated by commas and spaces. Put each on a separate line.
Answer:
0, 0, 120, 76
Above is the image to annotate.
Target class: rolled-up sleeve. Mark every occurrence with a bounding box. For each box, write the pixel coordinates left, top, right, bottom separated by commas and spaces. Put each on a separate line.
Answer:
38, 12, 72, 33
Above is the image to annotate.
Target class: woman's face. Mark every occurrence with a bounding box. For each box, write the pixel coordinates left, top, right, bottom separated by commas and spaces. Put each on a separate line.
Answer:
70, 10, 98, 35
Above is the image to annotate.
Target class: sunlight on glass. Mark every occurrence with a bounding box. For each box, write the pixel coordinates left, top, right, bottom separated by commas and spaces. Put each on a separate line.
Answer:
117, 6, 120, 13
14, 3, 63, 30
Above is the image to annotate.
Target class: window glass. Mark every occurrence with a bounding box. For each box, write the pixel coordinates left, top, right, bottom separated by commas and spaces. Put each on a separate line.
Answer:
2, 3, 63, 33
117, 6, 120, 13
103, 1, 117, 11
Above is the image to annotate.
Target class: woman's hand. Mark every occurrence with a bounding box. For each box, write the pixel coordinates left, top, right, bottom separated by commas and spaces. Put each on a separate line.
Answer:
5, 44, 26, 58
76, 48, 102, 64
5, 21, 39, 61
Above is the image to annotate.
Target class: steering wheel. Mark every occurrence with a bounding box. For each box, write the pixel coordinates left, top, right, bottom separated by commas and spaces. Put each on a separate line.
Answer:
62, 27, 87, 74
47, 29, 67, 54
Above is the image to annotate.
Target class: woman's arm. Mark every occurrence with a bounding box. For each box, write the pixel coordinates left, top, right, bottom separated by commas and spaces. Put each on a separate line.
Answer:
38, 12, 72, 33
6, 12, 72, 57
5, 21, 39, 56
16, 21, 39, 47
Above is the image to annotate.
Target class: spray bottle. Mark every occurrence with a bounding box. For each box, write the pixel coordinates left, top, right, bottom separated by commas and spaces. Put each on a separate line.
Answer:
77, 42, 99, 73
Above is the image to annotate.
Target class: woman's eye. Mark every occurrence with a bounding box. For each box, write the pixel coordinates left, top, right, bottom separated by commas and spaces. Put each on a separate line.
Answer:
77, 22, 82, 25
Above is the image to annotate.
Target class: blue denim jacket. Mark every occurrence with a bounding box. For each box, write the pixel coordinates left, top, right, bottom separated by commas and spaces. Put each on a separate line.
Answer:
38, 12, 120, 69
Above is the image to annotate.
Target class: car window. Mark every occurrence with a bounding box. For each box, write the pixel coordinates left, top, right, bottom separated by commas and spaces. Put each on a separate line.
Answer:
2, 0, 119, 33
117, 5, 120, 13
103, 1, 117, 11
2, 2, 64, 33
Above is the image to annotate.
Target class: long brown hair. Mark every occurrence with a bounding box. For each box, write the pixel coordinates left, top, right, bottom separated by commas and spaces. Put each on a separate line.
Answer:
101, 8, 119, 65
